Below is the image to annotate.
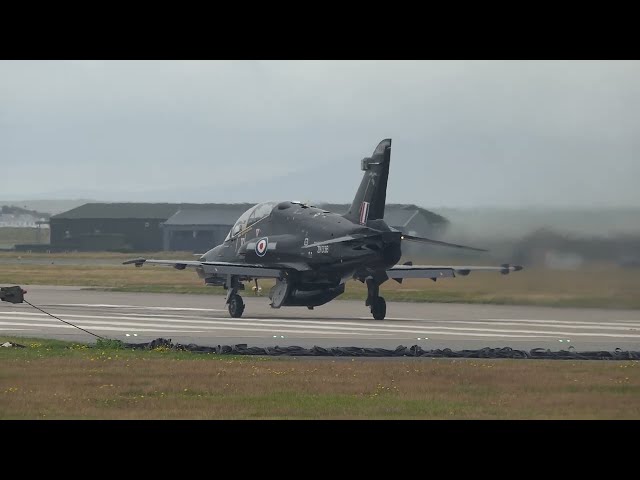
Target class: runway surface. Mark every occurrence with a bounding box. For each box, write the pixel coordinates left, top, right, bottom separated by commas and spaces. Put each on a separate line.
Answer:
2, 285, 640, 351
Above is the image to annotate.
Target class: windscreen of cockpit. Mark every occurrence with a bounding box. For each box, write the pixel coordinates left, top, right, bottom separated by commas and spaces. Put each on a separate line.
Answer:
224, 202, 277, 241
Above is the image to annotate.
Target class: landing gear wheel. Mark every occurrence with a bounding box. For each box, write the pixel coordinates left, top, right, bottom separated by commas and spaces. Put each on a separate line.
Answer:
228, 294, 245, 318
371, 296, 386, 320
307, 306, 314, 310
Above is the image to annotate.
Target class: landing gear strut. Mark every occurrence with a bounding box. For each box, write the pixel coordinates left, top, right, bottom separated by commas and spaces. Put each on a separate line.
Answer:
225, 275, 245, 318
366, 277, 387, 320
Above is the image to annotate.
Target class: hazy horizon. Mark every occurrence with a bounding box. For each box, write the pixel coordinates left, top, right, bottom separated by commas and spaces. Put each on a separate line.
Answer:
2, 60, 639, 209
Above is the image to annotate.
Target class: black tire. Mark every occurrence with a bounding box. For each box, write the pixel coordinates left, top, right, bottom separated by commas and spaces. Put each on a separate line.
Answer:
228, 294, 245, 318
371, 296, 386, 320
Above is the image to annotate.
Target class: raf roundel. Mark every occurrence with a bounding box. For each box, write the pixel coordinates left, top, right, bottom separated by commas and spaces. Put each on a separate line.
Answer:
255, 237, 268, 257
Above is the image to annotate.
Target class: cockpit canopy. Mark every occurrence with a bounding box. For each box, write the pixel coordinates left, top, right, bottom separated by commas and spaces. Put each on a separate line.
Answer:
224, 202, 278, 242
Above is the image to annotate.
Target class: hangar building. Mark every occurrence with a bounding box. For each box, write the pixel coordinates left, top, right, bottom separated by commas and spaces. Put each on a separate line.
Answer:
48, 202, 449, 252
49, 203, 249, 252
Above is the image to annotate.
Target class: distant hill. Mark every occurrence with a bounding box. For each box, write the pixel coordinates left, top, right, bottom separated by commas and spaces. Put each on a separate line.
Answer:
1, 205, 50, 220
0, 199, 94, 216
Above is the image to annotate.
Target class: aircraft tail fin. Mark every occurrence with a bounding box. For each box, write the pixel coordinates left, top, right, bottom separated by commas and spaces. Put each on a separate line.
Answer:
344, 138, 391, 225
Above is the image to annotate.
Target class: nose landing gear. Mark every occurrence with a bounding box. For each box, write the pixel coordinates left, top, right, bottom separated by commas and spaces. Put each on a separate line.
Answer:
225, 275, 245, 318
228, 293, 245, 318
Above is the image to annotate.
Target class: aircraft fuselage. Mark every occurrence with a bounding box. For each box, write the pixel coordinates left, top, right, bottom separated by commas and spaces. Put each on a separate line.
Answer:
199, 201, 402, 306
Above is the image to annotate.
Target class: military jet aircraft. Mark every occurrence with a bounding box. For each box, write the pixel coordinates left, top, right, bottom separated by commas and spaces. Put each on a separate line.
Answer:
125, 139, 522, 320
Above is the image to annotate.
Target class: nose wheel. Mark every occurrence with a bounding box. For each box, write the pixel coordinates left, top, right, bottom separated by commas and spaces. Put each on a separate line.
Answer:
228, 294, 245, 318
225, 275, 246, 318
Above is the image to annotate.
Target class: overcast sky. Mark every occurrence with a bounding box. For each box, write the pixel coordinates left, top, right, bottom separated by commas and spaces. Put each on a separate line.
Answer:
1, 60, 639, 208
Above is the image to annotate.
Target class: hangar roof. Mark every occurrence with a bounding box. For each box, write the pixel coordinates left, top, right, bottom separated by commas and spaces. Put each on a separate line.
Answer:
52, 202, 449, 229
51, 203, 255, 220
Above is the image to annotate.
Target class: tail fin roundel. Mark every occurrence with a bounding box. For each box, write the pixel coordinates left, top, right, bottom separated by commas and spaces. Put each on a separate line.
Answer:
344, 138, 392, 225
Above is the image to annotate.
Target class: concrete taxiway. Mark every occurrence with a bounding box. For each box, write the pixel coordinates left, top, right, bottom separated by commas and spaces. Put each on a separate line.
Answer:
1, 285, 640, 352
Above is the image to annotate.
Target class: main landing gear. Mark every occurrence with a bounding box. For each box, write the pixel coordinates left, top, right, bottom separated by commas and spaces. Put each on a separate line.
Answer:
365, 277, 386, 320
370, 296, 386, 320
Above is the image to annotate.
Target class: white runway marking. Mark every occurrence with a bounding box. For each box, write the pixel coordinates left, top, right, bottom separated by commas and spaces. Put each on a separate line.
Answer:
3, 302, 639, 341
48, 303, 228, 312
3, 310, 638, 332
0, 319, 556, 339
0, 320, 387, 337
383, 317, 640, 327
0, 313, 390, 337
0, 311, 561, 337
380, 317, 640, 331
0, 322, 205, 333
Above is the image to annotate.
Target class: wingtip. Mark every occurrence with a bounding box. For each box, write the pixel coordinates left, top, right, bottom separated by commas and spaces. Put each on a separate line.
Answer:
500, 263, 524, 274
123, 258, 146, 266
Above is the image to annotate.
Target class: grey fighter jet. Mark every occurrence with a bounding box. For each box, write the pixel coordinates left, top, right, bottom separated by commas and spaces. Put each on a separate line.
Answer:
125, 139, 522, 320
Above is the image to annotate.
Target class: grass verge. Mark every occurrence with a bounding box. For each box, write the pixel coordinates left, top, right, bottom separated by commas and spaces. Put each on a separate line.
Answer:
1, 336, 640, 419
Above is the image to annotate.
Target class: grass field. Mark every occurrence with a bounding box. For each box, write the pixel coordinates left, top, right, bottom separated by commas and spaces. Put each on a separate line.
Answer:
1, 337, 639, 419
1, 251, 639, 308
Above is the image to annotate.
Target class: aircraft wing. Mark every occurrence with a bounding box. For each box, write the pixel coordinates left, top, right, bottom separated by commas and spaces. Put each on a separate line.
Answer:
386, 263, 523, 279
123, 258, 285, 278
